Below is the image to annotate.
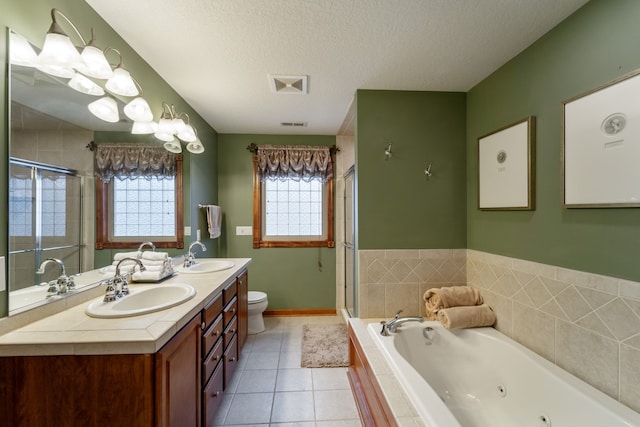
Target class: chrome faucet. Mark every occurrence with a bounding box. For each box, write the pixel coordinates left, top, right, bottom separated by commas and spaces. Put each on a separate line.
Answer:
380, 310, 424, 336
138, 241, 156, 253
36, 258, 75, 297
183, 241, 207, 268
103, 257, 146, 302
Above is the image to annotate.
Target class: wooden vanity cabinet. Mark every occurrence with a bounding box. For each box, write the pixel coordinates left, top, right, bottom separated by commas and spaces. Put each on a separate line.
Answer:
155, 314, 202, 427
201, 268, 248, 426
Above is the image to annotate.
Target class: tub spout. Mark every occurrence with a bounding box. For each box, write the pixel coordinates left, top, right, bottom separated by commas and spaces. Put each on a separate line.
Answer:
380, 310, 424, 336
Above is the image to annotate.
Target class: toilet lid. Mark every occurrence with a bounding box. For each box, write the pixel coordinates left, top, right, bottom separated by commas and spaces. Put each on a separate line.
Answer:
248, 291, 268, 303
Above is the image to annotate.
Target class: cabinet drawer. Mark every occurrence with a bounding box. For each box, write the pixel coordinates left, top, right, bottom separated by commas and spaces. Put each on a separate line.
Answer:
202, 362, 224, 427
202, 338, 224, 386
202, 292, 223, 329
224, 316, 238, 350
202, 314, 223, 357
223, 335, 238, 389
223, 280, 237, 305
223, 297, 238, 327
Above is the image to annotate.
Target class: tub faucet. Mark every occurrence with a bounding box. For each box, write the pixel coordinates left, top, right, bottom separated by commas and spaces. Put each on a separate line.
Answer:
36, 258, 75, 296
183, 241, 207, 268
380, 310, 424, 336
103, 257, 146, 302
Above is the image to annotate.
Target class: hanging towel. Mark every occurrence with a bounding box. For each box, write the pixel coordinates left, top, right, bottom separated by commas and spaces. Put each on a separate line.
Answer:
205, 205, 222, 239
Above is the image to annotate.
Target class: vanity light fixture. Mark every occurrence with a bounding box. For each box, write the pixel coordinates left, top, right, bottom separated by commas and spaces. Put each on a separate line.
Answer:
36, 9, 85, 78
154, 102, 205, 153
76, 29, 113, 80
105, 49, 138, 97
88, 96, 120, 123
163, 137, 183, 154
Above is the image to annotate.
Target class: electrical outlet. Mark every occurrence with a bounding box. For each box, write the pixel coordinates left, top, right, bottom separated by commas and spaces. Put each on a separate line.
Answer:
236, 226, 252, 236
197, 229, 201, 240
0, 256, 5, 292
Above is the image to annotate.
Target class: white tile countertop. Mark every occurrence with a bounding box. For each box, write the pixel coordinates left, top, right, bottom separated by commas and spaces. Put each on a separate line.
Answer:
0, 258, 251, 357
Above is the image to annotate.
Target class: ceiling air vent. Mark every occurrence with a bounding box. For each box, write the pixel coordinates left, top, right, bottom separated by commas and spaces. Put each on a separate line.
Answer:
270, 75, 308, 94
281, 121, 308, 127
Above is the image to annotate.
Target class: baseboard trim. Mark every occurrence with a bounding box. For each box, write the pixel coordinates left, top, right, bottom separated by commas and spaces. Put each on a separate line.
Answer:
264, 308, 337, 317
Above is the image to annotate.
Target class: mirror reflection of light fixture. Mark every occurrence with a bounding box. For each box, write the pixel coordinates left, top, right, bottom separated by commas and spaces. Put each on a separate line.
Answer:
124, 97, 153, 122
68, 72, 105, 96
186, 132, 205, 154
9, 32, 38, 67
131, 121, 158, 135
88, 96, 119, 123
176, 113, 197, 143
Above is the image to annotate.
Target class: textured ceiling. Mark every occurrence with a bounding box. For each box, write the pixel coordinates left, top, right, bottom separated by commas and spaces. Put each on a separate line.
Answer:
85, 0, 589, 135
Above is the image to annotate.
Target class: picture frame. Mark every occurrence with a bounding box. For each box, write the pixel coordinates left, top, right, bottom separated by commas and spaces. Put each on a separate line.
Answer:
478, 116, 536, 210
562, 70, 640, 207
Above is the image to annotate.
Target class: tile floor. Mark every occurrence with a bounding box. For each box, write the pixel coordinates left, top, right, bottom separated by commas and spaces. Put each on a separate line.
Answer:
210, 316, 361, 426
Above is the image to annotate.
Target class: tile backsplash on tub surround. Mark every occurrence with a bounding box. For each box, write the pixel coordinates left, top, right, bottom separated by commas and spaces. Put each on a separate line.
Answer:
357, 248, 640, 413
467, 249, 640, 413
357, 249, 467, 318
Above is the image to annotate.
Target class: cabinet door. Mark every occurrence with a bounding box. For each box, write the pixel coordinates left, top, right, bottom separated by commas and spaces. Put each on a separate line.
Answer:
155, 314, 201, 427
237, 270, 248, 352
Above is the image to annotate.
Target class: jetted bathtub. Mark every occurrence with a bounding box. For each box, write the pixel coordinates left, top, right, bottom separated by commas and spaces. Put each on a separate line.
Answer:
368, 322, 640, 427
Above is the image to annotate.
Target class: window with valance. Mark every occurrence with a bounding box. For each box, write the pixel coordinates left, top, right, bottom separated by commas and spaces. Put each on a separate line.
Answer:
248, 144, 337, 248
95, 143, 184, 249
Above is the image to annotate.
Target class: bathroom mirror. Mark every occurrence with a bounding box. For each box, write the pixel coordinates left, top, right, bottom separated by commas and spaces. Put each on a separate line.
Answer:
8, 29, 131, 313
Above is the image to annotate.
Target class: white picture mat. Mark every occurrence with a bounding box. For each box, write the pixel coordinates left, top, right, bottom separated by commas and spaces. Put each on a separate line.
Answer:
564, 72, 640, 206
479, 121, 530, 209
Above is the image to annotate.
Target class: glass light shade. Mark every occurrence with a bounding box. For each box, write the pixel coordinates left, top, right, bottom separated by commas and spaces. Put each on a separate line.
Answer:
10, 32, 38, 67
88, 96, 119, 123
163, 139, 183, 153
131, 121, 158, 134
177, 124, 197, 142
105, 67, 138, 96
186, 139, 205, 154
68, 73, 105, 96
124, 97, 153, 122
77, 45, 113, 79
37, 32, 83, 78
171, 117, 186, 133
154, 130, 176, 142
156, 117, 175, 135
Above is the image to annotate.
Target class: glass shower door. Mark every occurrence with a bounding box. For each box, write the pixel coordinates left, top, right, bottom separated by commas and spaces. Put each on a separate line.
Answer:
344, 167, 356, 317
9, 159, 83, 293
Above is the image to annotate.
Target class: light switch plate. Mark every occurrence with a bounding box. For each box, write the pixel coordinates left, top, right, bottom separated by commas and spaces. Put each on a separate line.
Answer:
236, 226, 252, 236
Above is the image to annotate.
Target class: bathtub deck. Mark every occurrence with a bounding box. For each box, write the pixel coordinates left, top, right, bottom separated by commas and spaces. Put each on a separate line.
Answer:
348, 318, 425, 426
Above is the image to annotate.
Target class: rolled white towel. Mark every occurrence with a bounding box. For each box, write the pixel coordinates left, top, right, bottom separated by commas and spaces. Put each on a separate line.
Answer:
132, 269, 172, 282
111, 259, 167, 268
113, 251, 142, 261
139, 251, 169, 261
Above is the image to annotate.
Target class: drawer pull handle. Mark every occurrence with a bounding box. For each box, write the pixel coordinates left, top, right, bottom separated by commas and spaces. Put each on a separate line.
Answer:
213, 331, 220, 336
232, 308, 236, 313
201, 321, 206, 330
211, 391, 221, 398
229, 329, 236, 334
213, 355, 219, 361
229, 356, 236, 362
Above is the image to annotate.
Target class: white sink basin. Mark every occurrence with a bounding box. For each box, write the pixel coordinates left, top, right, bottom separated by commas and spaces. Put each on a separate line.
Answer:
85, 284, 196, 318
176, 260, 235, 274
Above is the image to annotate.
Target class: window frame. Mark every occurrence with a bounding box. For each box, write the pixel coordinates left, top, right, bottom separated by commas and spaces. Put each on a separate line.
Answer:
95, 155, 184, 249
252, 153, 335, 249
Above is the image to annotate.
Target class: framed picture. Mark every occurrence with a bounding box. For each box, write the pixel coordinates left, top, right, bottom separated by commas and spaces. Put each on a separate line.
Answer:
563, 70, 640, 207
478, 117, 535, 210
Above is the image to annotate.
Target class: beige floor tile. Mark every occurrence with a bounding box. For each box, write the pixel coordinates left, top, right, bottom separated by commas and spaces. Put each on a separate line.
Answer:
271, 391, 315, 423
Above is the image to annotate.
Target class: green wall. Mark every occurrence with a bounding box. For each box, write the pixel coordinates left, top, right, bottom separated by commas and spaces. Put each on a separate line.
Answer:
467, 0, 640, 281
356, 90, 467, 249
2, 0, 218, 316
217, 134, 336, 310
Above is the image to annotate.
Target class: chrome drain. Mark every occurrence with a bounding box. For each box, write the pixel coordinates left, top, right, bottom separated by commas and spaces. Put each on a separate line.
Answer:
497, 385, 507, 397
539, 414, 551, 426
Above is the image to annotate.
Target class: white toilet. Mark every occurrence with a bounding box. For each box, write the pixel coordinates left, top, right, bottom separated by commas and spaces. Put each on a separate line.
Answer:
247, 291, 268, 334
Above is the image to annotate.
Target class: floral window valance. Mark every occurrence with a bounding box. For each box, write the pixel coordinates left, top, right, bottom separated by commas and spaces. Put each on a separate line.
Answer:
249, 144, 335, 182
95, 143, 178, 182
